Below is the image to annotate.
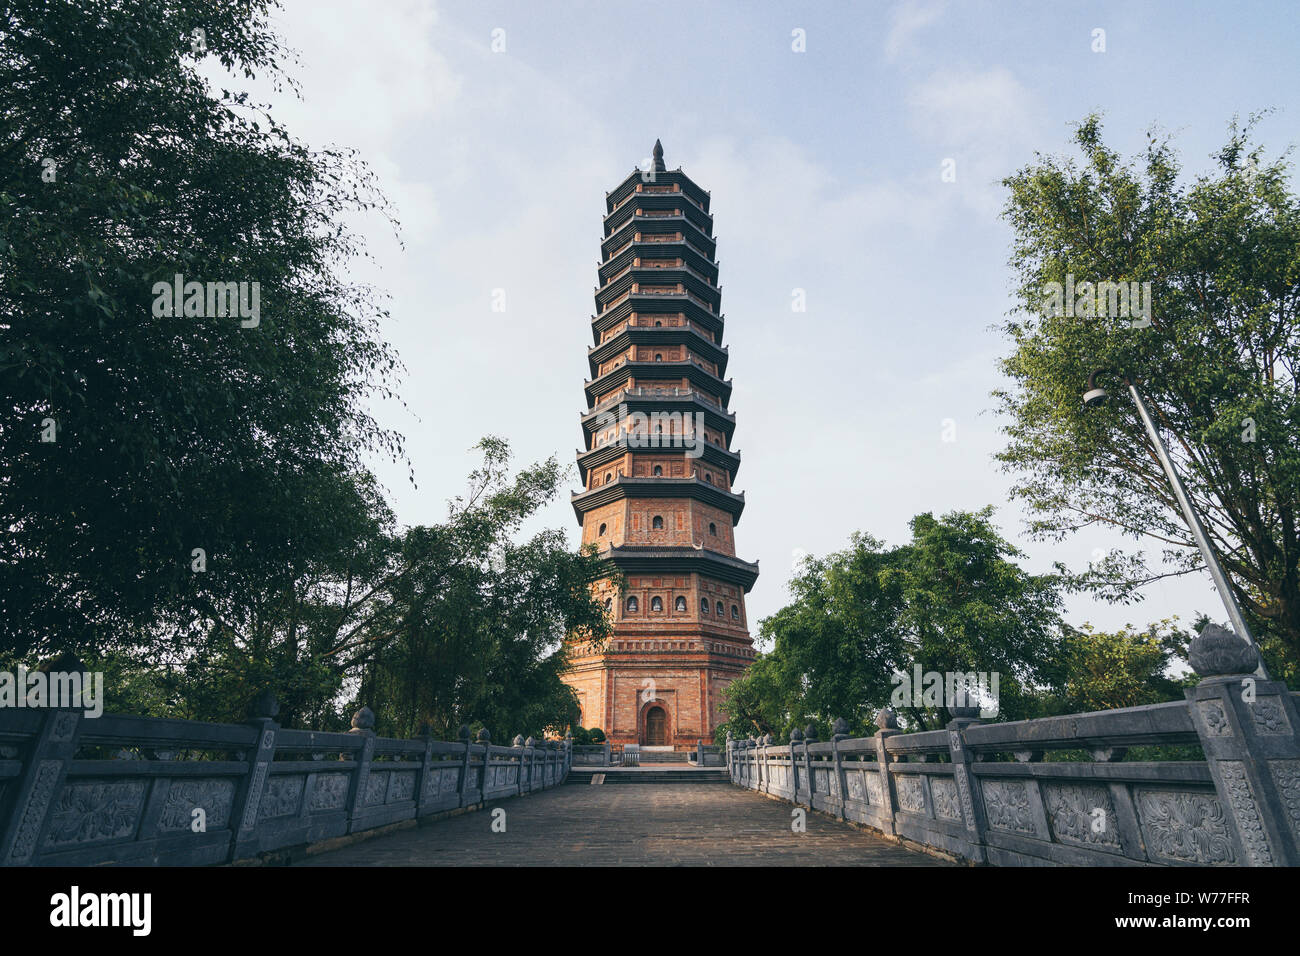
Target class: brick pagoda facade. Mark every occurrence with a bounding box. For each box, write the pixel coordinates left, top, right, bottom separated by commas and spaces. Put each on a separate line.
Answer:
564, 141, 759, 750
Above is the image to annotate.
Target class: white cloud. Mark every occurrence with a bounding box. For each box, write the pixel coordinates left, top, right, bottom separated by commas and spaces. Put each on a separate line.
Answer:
905, 66, 1039, 216
907, 67, 1035, 146
885, 0, 946, 61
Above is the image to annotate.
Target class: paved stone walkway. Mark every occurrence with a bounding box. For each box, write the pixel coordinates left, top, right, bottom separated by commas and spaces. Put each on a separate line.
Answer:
296, 783, 952, 866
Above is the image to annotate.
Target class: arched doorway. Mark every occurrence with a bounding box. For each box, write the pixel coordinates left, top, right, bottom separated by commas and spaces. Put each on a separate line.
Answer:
644, 706, 668, 746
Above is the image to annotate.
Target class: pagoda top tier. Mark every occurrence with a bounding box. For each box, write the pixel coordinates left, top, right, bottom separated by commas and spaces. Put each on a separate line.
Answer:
605, 140, 711, 214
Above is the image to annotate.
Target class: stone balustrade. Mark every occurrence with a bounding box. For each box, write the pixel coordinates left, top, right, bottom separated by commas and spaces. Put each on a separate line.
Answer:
571, 743, 612, 766
0, 693, 570, 866
693, 742, 725, 767
572, 741, 724, 767
727, 627, 1300, 866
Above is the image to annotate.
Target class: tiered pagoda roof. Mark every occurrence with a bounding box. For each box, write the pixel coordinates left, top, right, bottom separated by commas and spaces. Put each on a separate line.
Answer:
574, 140, 758, 592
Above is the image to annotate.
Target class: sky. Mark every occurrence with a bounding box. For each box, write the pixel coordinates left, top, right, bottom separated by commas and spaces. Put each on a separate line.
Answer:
217, 0, 1300, 648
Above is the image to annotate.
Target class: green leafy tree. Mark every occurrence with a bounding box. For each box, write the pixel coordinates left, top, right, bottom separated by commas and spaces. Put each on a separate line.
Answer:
996, 113, 1300, 674
0, 0, 403, 661
36, 439, 613, 736
714, 653, 793, 742
1042, 619, 1193, 714
717, 508, 1063, 741
351, 439, 612, 740
0, 3, 612, 741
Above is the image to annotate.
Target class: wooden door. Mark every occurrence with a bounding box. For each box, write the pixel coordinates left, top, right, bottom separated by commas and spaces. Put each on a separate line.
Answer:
645, 707, 667, 746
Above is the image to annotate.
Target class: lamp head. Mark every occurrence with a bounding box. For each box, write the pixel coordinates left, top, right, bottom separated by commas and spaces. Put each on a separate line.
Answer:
1083, 369, 1114, 408
1082, 386, 1110, 407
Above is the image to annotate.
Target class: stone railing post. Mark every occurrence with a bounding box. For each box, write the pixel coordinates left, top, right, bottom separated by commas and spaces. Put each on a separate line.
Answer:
831, 718, 850, 820
513, 735, 527, 795
343, 706, 377, 834
602, 740, 611, 767
229, 689, 281, 861
0, 659, 88, 866
945, 705, 989, 864
1185, 624, 1300, 866
696, 738, 704, 766
415, 722, 435, 816
789, 729, 801, 797
802, 723, 817, 808
872, 708, 901, 836
457, 724, 475, 807
725, 733, 733, 777
475, 728, 492, 798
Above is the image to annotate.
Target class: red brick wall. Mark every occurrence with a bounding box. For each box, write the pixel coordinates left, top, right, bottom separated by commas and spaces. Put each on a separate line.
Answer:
581, 501, 627, 548
565, 568, 755, 747
566, 642, 753, 746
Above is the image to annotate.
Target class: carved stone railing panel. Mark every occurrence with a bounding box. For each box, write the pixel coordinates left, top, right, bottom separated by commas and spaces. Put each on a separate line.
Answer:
0, 701, 571, 867
725, 639, 1300, 867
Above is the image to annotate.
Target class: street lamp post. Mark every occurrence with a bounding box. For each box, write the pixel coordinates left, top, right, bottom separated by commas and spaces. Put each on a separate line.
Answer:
1083, 370, 1267, 678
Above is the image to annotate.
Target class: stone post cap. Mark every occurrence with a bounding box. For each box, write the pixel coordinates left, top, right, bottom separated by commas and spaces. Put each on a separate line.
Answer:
513, 734, 525, 747
790, 728, 803, 743
458, 724, 471, 740
832, 717, 849, 738
1189, 622, 1259, 676
877, 707, 899, 731
524, 736, 537, 749
803, 723, 818, 742
350, 706, 375, 731
476, 727, 491, 743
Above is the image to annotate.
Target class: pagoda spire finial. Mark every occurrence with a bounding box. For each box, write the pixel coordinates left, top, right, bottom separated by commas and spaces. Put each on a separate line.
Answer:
652, 138, 666, 172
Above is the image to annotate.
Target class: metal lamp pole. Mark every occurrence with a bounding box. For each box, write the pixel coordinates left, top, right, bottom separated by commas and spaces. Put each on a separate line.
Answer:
1084, 370, 1268, 678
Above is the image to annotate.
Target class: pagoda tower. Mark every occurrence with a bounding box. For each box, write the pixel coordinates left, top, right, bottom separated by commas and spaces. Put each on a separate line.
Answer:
564, 140, 759, 751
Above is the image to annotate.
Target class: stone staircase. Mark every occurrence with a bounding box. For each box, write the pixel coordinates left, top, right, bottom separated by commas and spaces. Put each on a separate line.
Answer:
639, 750, 689, 764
